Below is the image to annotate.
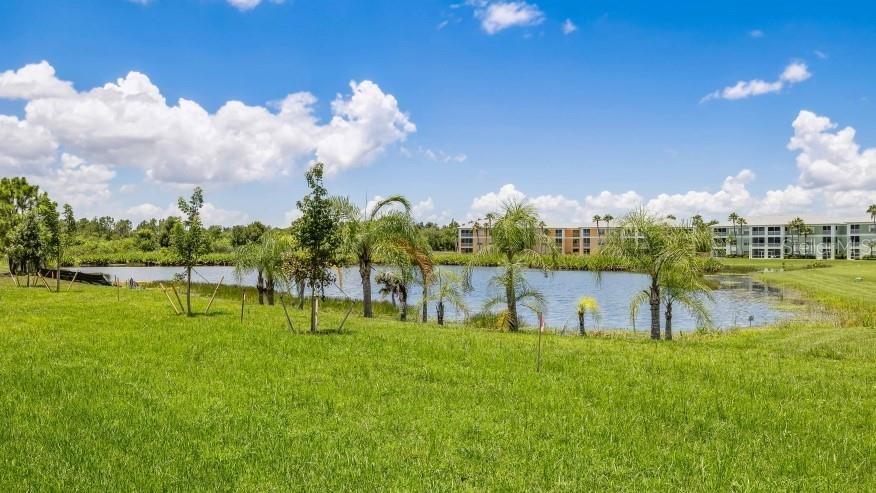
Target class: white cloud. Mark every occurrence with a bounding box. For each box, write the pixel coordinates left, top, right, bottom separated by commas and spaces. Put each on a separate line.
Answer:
31, 153, 115, 210
126, 200, 248, 226
646, 170, 755, 217
0, 116, 57, 172
562, 19, 578, 35
467, 185, 643, 226
0, 61, 75, 100
701, 62, 811, 102
316, 81, 416, 175
0, 61, 413, 185
283, 207, 302, 225
780, 62, 812, 84
814, 50, 828, 60
749, 29, 764, 38
470, 1, 545, 35
787, 110, 876, 190
416, 147, 467, 163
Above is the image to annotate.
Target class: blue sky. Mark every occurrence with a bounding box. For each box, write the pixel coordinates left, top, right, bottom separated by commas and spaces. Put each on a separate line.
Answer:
1, 0, 876, 226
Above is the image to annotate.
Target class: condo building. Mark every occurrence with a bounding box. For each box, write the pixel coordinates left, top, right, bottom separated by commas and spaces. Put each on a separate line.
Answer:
458, 221, 876, 259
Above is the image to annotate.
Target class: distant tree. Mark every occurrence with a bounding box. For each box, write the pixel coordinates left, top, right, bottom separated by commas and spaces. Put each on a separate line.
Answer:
631, 270, 712, 340
376, 269, 411, 321
172, 187, 209, 316
576, 296, 601, 336
158, 216, 180, 248
869, 204, 876, 225
294, 163, 341, 332
603, 214, 614, 229
592, 215, 602, 229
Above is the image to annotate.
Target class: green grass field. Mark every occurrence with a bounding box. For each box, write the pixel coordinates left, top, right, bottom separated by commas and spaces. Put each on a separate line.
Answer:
1, 267, 875, 491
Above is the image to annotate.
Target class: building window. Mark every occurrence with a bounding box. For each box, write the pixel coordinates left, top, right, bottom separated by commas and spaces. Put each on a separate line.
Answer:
581, 229, 590, 237
768, 226, 781, 235
752, 227, 765, 234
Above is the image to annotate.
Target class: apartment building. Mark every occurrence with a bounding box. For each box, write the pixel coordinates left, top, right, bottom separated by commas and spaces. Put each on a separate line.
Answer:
709, 221, 876, 259
457, 226, 617, 256
458, 221, 876, 259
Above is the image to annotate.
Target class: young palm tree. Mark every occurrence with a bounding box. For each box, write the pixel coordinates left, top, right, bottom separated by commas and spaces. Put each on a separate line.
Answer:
421, 268, 468, 325
332, 195, 412, 318
603, 210, 709, 340
234, 233, 291, 306
630, 273, 712, 340
575, 296, 601, 336
464, 200, 557, 331
376, 268, 411, 321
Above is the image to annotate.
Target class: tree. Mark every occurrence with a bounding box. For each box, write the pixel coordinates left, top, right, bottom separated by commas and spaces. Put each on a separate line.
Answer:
294, 163, 341, 332
603, 214, 614, 230
576, 296, 601, 336
6, 210, 43, 284
603, 210, 709, 340
869, 204, 876, 226
424, 268, 468, 326
332, 194, 412, 318
593, 215, 602, 229
464, 200, 557, 332
172, 187, 209, 316
0, 177, 41, 269
800, 224, 813, 257
37, 195, 61, 289
631, 270, 712, 340
786, 217, 805, 257
727, 212, 739, 256
234, 233, 291, 306
376, 269, 411, 321
59, 204, 76, 292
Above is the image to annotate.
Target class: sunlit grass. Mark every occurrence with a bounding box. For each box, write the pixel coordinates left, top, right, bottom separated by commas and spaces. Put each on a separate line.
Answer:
1, 277, 874, 490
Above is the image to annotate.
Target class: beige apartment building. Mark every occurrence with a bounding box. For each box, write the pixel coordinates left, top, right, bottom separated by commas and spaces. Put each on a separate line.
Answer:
457, 226, 617, 255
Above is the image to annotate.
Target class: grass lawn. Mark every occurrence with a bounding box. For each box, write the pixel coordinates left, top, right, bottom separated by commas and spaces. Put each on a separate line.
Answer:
1, 270, 875, 490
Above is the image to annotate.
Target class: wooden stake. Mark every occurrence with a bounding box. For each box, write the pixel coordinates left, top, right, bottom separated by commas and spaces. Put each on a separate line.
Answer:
170, 284, 184, 314
280, 295, 295, 333
116, 276, 120, 301
10, 274, 20, 287
65, 272, 78, 292
37, 272, 52, 292
204, 276, 224, 314
240, 289, 246, 323
159, 283, 181, 315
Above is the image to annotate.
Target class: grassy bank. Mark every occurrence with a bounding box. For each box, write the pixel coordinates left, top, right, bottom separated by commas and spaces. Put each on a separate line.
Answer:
0, 278, 874, 490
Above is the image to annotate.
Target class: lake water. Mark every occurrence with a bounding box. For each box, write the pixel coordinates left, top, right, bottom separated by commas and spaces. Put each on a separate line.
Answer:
73, 265, 792, 331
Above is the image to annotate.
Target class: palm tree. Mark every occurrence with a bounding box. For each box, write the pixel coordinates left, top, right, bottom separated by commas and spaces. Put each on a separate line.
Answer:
800, 224, 813, 256
575, 296, 601, 336
592, 214, 602, 229
376, 268, 411, 321
233, 233, 291, 306
603, 210, 710, 340
727, 212, 739, 256
376, 270, 401, 307
421, 268, 468, 325
786, 217, 805, 256
465, 200, 558, 332
332, 195, 412, 318
868, 204, 876, 225
630, 272, 712, 341
603, 214, 614, 230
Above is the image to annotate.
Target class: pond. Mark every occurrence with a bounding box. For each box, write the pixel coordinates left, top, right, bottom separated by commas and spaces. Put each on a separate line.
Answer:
72, 265, 792, 332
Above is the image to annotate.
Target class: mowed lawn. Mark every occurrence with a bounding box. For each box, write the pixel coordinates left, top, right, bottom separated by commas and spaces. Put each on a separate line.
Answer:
1, 277, 875, 491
